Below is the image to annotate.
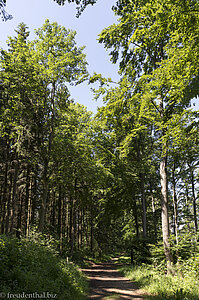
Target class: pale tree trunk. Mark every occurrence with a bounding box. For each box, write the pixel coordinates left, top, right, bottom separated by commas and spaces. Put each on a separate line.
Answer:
159, 95, 173, 274
160, 154, 173, 273
150, 180, 157, 241
140, 175, 147, 238
185, 185, 191, 232
136, 137, 147, 238
26, 178, 32, 237
132, 196, 139, 238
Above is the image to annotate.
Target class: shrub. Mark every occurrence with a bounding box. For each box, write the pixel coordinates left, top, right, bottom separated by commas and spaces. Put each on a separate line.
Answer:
0, 233, 88, 300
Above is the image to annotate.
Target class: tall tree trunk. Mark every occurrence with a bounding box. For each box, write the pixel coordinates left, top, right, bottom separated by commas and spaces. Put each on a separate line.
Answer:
132, 196, 140, 238
58, 185, 63, 254
190, 167, 198, 232
10, 157, 19, 234
136, 136, 147, 238
39, 160, 48, 232
159, 95, 173, 274
140, 174, 147, 238
16, 192, 23, 238
26, 176, 32, 237
69, 197, 75, 257
31, 174, 37, 227
172, 164, 178, 245
90, 215, 94, 253
5, 171, 13, 234
150, 180, 157, 241
39, 82, 55, 232
51, 190, 56, 228
24, 166, 30, 236
1, 153, 8, 234
185, 184, 191, 232
160, 154, 173, 273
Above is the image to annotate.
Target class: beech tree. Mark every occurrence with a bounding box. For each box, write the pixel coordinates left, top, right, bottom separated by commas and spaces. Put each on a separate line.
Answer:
97, 0, 199, 273
0, 0, 198, 276
33, 19, 88, 231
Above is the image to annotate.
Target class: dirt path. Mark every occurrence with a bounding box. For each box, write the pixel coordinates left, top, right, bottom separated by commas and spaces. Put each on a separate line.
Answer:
82, 260, 146, 300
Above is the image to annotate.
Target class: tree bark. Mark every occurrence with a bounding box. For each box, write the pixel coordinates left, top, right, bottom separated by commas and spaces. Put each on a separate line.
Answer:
10, 157, 19, 234
140, 174, 147, 238
172, 164, 178, 245
160, 154, 173, 273
159, 95, 173, 274
150, 180, 157, 241
132, 196, 140, 238
190, 167, 198, 232
39, 160, 48, 232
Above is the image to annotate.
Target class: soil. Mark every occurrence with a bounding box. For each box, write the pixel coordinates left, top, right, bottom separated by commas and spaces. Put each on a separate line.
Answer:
82, 259, 147, 300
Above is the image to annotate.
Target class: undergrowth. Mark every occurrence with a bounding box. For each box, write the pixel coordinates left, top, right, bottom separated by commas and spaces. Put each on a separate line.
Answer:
119, 261, 199, 300
0, 233, 88, 300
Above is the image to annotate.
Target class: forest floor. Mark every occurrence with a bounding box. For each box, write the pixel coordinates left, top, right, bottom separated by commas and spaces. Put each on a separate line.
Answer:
82, 258, 147, 299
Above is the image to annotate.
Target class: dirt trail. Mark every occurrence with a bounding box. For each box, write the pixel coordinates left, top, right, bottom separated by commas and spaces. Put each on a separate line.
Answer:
82, 259, 146, 300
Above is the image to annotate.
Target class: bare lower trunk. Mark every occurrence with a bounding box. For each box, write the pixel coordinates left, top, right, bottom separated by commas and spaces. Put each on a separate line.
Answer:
132, 196, 139, 238
150, 180, 157, 241
190, 168, 198, 233
160, 154, 173, 274
10, 158, 19, 234
39, 175, 48, 232
90, 216, 94, 253
140, 175, 147, 238
172, 165, 178, 245
39, 161, 48, 232
58, 185, 63, 254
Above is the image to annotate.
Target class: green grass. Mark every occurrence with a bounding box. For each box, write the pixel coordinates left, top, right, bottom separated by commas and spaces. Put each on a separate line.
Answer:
0, 233, 88, 300
119, 262, 199, 300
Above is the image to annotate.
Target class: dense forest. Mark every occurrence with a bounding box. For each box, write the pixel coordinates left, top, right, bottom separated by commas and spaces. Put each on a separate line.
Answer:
0, 0, 199, 299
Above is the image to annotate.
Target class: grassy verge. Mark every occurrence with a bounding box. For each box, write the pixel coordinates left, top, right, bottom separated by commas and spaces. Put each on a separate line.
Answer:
119, 261, 199, 300
0, 233, 88, 300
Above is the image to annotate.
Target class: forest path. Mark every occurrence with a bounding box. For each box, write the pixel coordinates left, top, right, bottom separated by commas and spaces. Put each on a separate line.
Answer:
82, 258, 147, 299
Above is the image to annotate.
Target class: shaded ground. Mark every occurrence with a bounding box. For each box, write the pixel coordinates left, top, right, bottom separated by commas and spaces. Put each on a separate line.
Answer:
82, 259, 147, 300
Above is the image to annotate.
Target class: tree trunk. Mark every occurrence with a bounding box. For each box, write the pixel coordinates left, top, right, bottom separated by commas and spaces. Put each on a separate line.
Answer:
5, 170, 13, 234
58, 185, 63, 254
160, 154, 173, 273
172, 164, 178, 245
26, 177, 32, 237
190, 168, 198, 232
69, 197, 75, 257
39, 82, 56, 232
90, 216, 94, 253
1, 154, 8, 234
39, 160, 48, 232
24, 166, 30, 236
159, 95, 173, 274
140, 174, 147, 238
185, 185, 191, 232
150, 180, 157, 241
10, 158, 19, 234
132, 196, 140, 238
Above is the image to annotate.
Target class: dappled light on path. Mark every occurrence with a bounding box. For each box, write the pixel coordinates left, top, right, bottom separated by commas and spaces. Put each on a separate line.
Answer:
82, 261, 145, 299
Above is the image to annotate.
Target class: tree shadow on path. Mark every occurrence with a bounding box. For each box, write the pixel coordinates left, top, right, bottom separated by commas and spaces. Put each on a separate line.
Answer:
82, 261, 146, 300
